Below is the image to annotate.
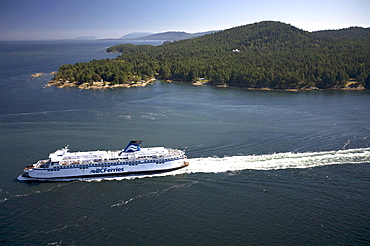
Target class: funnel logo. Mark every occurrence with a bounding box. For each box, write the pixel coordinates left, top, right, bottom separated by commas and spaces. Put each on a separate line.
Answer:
126, 145, 139, 152
123, 140, 143, 152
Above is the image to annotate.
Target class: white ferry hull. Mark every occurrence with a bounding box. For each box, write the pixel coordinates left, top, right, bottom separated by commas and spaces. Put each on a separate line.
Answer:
22, 159, 188, 180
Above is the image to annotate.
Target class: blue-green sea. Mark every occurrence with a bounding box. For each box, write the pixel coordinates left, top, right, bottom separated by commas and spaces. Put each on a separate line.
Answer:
0, 40, 369, 245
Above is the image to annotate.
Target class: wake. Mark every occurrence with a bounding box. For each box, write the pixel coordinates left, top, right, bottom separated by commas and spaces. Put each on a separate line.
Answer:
72, 147, 370, 182
184, 147, 370, 173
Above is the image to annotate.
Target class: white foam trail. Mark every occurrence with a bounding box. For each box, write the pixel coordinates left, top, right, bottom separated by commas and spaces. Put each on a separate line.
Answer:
29, 148, 370, 182
101, 148, 370, 180
181, 147, 370, 173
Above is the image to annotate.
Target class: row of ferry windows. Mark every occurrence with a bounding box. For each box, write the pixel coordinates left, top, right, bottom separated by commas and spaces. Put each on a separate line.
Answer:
49, 162, 169, 170
53, 158, 178, 168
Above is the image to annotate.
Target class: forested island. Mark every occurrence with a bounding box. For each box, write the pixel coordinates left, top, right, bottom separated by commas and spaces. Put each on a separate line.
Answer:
50, 21, 370, 90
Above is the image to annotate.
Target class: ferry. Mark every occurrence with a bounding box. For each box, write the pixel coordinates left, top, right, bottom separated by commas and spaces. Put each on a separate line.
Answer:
18, 141, 188, 181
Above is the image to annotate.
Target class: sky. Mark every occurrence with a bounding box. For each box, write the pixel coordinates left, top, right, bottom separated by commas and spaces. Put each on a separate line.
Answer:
0, 0, 369, 40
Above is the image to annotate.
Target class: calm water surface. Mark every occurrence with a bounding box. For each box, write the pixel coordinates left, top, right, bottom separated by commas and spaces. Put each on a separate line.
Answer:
0, 41, 369, 245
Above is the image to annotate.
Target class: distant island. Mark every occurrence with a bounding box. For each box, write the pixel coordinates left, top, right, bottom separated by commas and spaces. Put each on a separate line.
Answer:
119, 31, 218, 41
74, 36, 98, 40
120, 32, 154, 39
118, 31, 218, 41
50, 21, 370, 90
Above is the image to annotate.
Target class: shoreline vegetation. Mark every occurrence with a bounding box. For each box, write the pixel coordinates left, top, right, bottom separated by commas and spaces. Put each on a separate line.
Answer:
49, 21, 370, 91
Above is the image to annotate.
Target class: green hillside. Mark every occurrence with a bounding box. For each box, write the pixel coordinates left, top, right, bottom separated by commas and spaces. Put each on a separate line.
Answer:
313, 26, 370, 39
53, 21, 370, 89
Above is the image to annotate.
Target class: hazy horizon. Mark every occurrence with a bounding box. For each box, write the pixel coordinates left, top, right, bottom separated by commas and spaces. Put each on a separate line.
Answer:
1, 0, 369, 41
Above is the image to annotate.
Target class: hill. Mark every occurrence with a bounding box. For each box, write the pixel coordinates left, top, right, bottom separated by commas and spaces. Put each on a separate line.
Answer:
120, 31, 218, 41
120, 32, 154, 39
53, 21, 370, 89
131, 31, 194, 40
313, 26, 370, 39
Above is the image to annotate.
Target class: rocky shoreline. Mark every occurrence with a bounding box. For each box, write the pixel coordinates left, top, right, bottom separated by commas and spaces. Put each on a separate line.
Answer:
45, 78, 156, 89
30, 71, 56, 79
33, 73, 366, 91
192, 79, 365, 91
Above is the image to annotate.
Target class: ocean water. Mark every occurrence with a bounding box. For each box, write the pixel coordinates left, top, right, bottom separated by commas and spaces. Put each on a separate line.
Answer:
0, 41, 369, 245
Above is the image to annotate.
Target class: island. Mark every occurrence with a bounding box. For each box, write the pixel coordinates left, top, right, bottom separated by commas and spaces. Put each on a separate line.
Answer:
50, 21, 370, 90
